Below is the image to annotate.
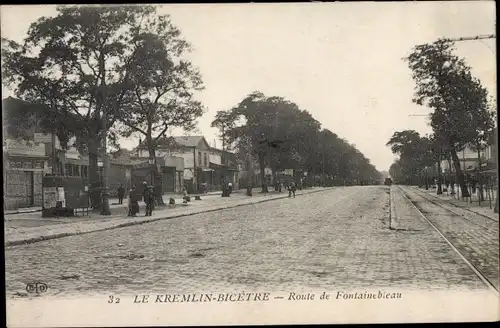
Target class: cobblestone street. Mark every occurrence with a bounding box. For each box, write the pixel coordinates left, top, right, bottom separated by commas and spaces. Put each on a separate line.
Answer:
397, 186, 499, 290
5, 185, 494, 299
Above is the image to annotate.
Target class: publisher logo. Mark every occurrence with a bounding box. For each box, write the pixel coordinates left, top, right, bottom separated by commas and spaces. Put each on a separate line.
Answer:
26, 282, 48, 294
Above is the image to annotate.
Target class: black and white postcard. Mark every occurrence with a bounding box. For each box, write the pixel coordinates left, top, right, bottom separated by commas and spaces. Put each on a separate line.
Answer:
2, 2, 498, 326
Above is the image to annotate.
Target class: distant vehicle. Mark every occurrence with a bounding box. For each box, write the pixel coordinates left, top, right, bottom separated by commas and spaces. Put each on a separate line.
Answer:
384, 178, 393, 186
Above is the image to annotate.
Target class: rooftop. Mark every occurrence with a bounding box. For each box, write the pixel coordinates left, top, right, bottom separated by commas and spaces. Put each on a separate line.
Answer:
138, 136, 207, 149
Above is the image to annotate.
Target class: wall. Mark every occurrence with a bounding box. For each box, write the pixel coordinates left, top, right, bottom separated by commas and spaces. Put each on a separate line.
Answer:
209, 152, 222, 165
3, 138, 47, 210
194, 149, 210, 168
3, 156, 46, 210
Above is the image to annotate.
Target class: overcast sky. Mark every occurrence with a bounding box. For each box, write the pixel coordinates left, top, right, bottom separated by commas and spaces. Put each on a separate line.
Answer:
1, 2, 496, 171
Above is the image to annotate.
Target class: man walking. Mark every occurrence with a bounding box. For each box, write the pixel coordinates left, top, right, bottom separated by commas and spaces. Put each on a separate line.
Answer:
144, 184, 154, 216
117, 184, 125, 204
288, 181, 296, 198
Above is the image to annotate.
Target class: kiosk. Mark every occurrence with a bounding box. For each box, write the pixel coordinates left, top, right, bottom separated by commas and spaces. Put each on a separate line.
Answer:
42, 175, 89, 217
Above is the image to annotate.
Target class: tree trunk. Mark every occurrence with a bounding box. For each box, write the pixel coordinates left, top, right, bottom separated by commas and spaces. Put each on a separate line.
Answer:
148, 143, 165, 206
447, 158, 455, 194
436, 159, 442, 195
424, 171, 429, 190
88, 140, 101, 210
246, 151, 253, 196
450, 148, 470, 198
258, 152, 268, 193
51, 132, 57, 175
477, 148, 484, 202
97, 52, 111, 216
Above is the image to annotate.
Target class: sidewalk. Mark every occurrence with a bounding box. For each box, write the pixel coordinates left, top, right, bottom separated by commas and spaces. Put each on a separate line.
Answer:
4, 187, 330, 247
411, 186, 498, 221
3, 190, 228, 215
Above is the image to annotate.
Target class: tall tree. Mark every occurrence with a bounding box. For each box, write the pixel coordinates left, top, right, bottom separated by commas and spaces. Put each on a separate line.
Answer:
218, 92, 323, 192
2, 5, 157, 210
406, 39, 493, 198
386, 130, 429, 185
211, 110, 239, 158
213, 92, 380, 190
115, 13, 205, 204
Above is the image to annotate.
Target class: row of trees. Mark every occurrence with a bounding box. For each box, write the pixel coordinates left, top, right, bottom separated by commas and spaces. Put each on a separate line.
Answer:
2, 5, 380, 211
211, 92, 381, 192
2, 5, 205, 210
387, 38, 497, 211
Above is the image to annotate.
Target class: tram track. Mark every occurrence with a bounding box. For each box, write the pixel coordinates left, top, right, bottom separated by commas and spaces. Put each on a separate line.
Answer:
397, 186, 499, 296
410, 187, 499, 232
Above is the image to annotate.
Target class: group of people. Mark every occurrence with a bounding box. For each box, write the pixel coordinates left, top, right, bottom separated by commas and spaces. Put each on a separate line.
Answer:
117, 182, 155, 217
273, 179, 301, 197
115, 178, 297, 217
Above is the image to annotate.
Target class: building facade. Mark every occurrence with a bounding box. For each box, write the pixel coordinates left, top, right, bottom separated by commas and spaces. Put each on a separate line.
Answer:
440, 145, 496, 174
208, 147, 239, 191
3, 138, 48, 210
3, 97, 186, 210
3, 97, 50, 210
137, 136, 212, 193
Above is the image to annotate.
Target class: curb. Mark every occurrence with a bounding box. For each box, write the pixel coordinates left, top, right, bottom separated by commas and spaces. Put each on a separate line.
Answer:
5, 188, 332, 247
4, 209, 42, 215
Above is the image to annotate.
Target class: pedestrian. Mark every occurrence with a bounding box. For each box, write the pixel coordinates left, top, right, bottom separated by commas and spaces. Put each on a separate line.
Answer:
128, 185, 139, 217
144, 185, 154, 216
142, 181, 148, 203
227, 181, 233, 196
182, 185, 190, 204
288, 181, 296, 198
117, 184, 125, 205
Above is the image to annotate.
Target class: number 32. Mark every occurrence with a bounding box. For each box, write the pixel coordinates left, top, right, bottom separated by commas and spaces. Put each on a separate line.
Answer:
108, 295, 120, 304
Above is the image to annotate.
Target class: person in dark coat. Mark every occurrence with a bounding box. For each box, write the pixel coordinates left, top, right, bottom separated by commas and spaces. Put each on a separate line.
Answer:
117, 184, 125, 204
288, 181, 296, 198
143, 184, 154, 216
128, 185, 139, 217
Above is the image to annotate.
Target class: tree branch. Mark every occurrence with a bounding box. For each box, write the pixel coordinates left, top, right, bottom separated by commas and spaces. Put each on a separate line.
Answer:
122, 119, 147, 136
153, 123, 169, 142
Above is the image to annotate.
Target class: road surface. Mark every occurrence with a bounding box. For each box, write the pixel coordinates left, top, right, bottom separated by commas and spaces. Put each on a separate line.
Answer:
5, 186, 492, 299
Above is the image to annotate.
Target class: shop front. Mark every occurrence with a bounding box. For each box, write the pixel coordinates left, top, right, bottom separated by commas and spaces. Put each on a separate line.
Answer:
3, 155, 47, 210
